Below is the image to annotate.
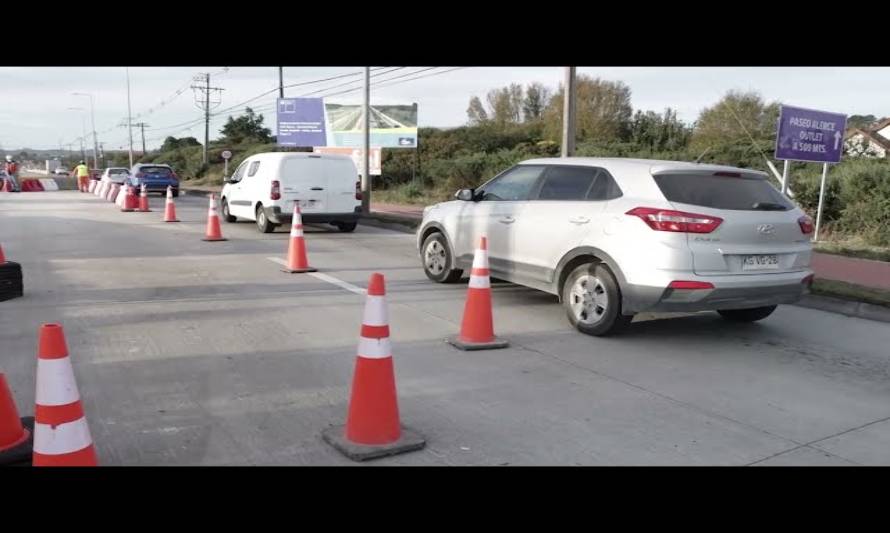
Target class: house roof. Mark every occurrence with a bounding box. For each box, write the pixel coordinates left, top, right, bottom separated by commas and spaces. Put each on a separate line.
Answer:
846, 127, 890, 152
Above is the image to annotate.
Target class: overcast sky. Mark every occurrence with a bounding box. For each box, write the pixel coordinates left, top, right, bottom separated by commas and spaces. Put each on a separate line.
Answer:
1, 66, 888, 152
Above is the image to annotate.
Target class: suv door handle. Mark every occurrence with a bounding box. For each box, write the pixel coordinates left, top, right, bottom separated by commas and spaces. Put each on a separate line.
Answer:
498, 216, 515, 224
310, 187, 324, 191
569, 216, 590, 225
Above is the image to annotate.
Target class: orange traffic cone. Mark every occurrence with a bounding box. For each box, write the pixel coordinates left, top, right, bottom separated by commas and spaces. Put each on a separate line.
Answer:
0, 372, 33, 465
282, 202, 316, 273
138, 184, 151, 212
32, 324, 98, 467
163, 186, 179, 222
448, 236, 509, 350
322, 273, 425, 461
0, 243, 5, 264
120, 186, 135, 212
202, 194, 227, 241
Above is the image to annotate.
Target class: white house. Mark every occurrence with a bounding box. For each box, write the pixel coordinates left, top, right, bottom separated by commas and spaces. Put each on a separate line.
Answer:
844, 122, 890, 158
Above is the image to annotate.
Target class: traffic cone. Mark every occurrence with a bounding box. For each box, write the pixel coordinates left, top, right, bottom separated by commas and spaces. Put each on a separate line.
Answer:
0, 372, 34, 466
322, 273, 425, 461
0, 243, 5, 264
120, 186, 135, 212
163, 186, 179, 222
138, 184, 151, 212
447, 236, 509, 350
281, 202, 316, 273
32, 324, 98, 467
202, 194, 227, 241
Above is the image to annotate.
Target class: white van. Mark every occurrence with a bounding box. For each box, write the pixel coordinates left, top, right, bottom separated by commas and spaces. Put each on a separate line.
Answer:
220, 152, 363, 233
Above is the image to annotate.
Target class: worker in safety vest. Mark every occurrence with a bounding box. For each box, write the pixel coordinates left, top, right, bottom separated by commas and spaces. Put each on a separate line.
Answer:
74, 160, 90, 191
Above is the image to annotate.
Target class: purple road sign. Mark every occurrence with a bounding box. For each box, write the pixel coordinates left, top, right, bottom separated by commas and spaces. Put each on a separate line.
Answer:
775, 105, 847, 163
277, 98, 327, 147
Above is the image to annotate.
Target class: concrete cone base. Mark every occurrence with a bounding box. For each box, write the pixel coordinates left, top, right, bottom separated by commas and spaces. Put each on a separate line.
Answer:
0, 416, 33, 466
282, 266, 317, 273
322, 425, 425, 462
446, 336, 509, 351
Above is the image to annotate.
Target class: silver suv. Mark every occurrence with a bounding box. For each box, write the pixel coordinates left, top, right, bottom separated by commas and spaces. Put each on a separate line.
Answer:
417, 157, 814, 336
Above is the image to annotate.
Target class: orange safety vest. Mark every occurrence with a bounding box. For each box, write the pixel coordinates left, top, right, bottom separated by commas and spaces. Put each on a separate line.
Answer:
75, 164, 89, 177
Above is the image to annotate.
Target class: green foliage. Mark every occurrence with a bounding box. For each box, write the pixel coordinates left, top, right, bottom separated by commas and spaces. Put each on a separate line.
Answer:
689, 90, 779, 154
220, 107, 273, 144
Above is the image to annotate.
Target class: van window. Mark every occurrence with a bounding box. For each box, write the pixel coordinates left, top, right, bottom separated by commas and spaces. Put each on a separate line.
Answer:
247, 161, 260, 177
653, 174, 792, 211
231, 162, 247, 182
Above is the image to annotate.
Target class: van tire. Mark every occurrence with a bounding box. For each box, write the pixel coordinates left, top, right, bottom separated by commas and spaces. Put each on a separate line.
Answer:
221, 199, 237, 223
335, 222, 357, 233
255, 204, 277, 233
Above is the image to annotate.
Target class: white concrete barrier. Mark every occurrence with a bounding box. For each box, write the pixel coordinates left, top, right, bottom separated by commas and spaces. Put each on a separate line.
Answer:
38, 179, 60, 191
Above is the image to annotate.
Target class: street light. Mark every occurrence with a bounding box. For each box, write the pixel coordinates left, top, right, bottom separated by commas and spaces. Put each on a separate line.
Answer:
67, 107, 87, 161
72, 92, 98, 170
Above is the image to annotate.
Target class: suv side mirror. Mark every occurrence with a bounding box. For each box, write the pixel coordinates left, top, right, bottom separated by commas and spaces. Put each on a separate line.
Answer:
455, 188, 475, 201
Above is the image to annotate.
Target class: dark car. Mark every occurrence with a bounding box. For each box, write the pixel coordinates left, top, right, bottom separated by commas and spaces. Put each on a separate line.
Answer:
129, 163, 179, 196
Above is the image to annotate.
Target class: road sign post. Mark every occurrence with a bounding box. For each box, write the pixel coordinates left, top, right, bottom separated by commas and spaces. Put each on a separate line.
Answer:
221, 150, 232, 178
775, 105, 847, 241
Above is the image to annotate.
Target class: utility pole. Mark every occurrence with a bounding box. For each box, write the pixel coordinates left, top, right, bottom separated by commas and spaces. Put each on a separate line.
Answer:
361, 67, 370, 214
279, 67, 284, 98
133, 122, 149, 155
72, 92, 98, 170
191, 73, 224, 165
561, 66, 577, 157
126, 67, 134, 168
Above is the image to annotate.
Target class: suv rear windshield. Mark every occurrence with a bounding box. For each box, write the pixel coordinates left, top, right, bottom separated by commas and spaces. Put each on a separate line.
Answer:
140, 166, 173, 177
653, 173, 793, 211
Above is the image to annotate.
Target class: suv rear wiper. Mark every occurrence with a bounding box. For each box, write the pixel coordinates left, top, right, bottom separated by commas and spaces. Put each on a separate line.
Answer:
751, 202, 788, 211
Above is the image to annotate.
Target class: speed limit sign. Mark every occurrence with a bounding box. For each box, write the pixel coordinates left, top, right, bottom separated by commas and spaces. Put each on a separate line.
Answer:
221, 150, 232, 160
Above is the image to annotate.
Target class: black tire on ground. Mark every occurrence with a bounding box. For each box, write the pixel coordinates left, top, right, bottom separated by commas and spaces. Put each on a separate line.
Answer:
255, 204, 277, 233
717, 305, 777, 322
221, 198, 236, 223
334, 221, 357, 233
421, 232, 463, 283
562, 262, 633, 337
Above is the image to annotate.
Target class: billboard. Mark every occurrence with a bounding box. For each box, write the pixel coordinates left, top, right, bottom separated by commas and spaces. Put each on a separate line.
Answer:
278, 98, 417, 149
775, 105, 847, 164
313, 147, 381, 175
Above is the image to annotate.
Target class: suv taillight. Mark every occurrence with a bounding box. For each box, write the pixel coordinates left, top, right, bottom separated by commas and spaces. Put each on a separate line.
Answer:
355, 179, 362, 201
798, 215, 814, 234
270, 180, 281, 200
626, 207, 723, 234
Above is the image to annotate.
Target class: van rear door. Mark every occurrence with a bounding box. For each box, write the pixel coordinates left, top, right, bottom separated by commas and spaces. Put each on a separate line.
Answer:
279, 156, 329, 213
323, 157, 360, 213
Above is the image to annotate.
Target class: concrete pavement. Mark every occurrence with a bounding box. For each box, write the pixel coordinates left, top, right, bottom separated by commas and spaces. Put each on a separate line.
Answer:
1, 191, 890, 465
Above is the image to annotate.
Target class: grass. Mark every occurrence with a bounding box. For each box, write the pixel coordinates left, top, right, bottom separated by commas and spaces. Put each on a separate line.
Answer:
814, 239, 890, 263
812, 279, 890, 308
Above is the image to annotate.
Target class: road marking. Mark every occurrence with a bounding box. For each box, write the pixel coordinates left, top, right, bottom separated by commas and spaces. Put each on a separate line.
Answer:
266, 257, 367, 295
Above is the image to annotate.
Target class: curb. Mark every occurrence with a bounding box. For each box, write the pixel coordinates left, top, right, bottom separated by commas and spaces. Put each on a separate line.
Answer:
180, 187, 219, 198
793, 294, 890, 324
359, 212, 420, 233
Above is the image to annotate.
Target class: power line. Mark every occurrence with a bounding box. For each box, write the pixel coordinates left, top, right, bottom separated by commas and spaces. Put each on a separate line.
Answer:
319, 67, 466, 98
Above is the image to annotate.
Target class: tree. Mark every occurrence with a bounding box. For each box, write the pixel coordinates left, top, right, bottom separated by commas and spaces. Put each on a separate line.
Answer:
689, 90, 780, 154
485, 86, 522, 126
160, 136, 202, 152
522, 82, 550, 121
220, 107, 273, 144
630, 108, 691, 151
848, 114, 877, 130
466, 96, 489, 125
542, 76, 633, 143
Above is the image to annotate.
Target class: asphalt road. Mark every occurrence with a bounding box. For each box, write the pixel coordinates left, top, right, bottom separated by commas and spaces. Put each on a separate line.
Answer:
2, 191, 889, 465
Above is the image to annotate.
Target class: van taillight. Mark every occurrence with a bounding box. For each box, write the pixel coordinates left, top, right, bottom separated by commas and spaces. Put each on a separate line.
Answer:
271, 180, 281, 200
355, 180, 362, 201
626, 207, 723, 234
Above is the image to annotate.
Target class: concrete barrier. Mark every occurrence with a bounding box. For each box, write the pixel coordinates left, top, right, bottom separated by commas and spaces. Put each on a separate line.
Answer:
38, 179, 59, 191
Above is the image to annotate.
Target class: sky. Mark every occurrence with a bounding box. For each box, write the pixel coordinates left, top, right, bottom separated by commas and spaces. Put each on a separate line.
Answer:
1, 66, 888, 152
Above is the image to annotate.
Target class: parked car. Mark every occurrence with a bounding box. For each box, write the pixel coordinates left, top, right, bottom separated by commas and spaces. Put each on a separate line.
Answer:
417, 157, 815, 336
100, 167, 130, 185
128, 163, 179, 196
52, 167, 70, 176
220, 152, 362, 233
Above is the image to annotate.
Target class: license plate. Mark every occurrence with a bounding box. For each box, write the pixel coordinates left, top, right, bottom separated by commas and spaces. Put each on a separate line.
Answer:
742, 254, 779, 270
298, 199, 319, 208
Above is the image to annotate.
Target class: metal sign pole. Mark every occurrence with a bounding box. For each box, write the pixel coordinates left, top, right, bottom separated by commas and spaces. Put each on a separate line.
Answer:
780, 160, 790, 195
814, 163, 829, 242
